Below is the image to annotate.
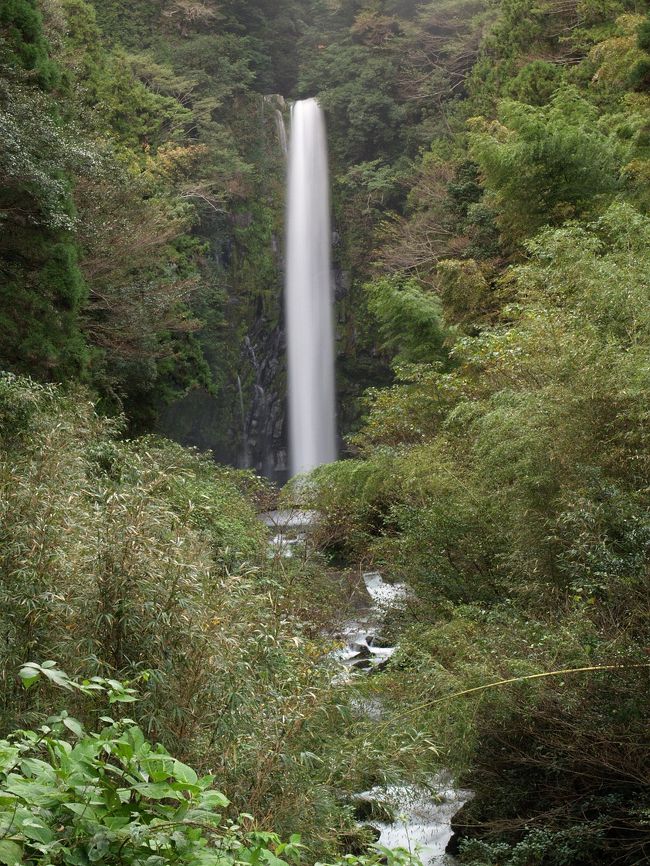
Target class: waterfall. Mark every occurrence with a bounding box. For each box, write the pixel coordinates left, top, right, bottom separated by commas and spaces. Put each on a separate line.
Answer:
236, 374, 250, 469
285, 98, 337, 477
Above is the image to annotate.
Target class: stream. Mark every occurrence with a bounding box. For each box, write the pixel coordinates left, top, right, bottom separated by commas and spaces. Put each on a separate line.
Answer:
336, 571, 471, 866
261, 510, 472, 865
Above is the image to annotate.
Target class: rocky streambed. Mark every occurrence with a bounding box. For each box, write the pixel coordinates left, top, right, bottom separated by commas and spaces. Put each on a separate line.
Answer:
261, 509, 472, 865
356, 779, 472, 866
335, 571, 472, 865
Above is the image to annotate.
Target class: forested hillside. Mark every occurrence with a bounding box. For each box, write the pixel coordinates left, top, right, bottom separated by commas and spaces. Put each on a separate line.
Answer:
1, 0, 650, 864
305, 0, 650, 862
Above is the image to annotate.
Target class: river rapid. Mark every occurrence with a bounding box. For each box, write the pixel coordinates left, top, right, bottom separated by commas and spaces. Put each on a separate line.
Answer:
261, 510, 472, 866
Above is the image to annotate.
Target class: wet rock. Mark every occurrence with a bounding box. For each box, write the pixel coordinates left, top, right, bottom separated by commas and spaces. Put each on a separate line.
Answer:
339, 824, 383, 856
368, 634, 393, 649
364, 825, 381, 843
351, 641, 372, 658
351, 658, 373, 671
446, 799, 474, 855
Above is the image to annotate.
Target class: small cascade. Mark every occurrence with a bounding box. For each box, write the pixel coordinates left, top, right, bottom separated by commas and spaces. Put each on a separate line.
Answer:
275, 109, 288, 158
236, 374, 250, 468
339, 575, 473, 865
260, 509, 471, 864
285, 99, 337, 477
359, 779, 472, 866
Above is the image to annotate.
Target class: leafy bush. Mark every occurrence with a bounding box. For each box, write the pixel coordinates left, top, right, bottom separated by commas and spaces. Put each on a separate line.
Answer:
0, 376, 437, 856
470, 88, 622, 240
0, 693, 304, 866
365, 276, 448, 366
0, 663, 428, 866
312, 204, 650, 862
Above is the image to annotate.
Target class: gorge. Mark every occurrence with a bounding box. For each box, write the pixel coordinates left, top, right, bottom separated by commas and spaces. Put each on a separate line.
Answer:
1, 1, 649, 865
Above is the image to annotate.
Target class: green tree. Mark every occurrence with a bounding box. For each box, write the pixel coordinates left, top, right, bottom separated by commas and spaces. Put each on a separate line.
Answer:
0, 0, 60, 86
470, 87, 622, 241
365, 276, 447, 366
0, 63, 90, 379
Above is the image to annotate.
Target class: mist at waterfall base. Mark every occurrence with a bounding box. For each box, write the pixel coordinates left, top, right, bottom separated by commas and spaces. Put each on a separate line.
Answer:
285, 98, 337, 477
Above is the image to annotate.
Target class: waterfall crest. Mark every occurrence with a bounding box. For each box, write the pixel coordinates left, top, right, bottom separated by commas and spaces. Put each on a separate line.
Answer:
285, 99, 337, 477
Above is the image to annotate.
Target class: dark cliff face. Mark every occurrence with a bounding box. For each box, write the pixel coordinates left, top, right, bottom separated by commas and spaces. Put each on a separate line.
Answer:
158, 98, 290, 482
239, 312, 288, 481
158, 318, 288, 481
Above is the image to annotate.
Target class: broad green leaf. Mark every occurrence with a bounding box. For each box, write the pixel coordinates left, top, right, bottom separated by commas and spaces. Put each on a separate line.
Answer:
197, 774, 214, 790
20, 758, 56, 780
125, 726, 145, 753
0, 743, 20, 773
20, 662, 73, 690
260, 851, 289, 866
103, 816, 131, 831
42, 668, 74, 689
5, 774, 61, 807
170, 760, 198, 786
192, 854, 233, 866
141, 755, 175, 782
63, 717, 84, 738
0, 794, 18, 807
66, 847, 90, 866
87, 832, 111, 862
21, 816, 55, 844
108, 692, 137, 704
62, 803, 101, 822
199, 790, 229, 809
18, 665, 40, 689
0, 840, 22, 866
133, 782, 182, 800
97, 780, 121, 811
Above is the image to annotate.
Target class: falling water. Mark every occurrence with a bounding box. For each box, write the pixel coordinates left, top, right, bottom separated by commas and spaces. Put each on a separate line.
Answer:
275, 109, 288, 158
285, 98, 337, 476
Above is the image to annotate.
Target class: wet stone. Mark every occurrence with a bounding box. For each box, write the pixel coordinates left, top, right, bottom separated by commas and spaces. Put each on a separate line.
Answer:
351, 641, 372, 658
368, 634, 393, 649
353, 795, 396, 823
365, 825, 382, 844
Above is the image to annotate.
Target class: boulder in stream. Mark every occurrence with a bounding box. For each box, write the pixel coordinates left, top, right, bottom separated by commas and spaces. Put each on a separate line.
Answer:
368, 633, 394, 649
351, 640, 373, 658
446, 799, 475, 856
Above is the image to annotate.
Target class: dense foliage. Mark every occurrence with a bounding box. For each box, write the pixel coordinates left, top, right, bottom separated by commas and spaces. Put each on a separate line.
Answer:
0, 665, 420, 866
298, 0, 650, 862
0, 0, 298, 450
0, 375, 437, 859
3, 0, 650, 863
